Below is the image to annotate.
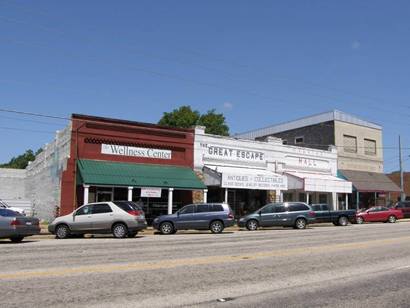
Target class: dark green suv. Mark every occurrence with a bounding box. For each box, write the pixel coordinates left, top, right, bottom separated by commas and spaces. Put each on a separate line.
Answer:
238, 202, 315, 231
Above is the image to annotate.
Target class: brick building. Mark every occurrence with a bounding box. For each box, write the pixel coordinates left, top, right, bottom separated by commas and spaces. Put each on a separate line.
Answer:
388, 172, 410, 201
25, 114, 206, 222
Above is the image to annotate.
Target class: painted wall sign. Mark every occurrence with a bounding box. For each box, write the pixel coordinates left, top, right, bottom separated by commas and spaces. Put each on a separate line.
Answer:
221, 172, 287, 190
101, 144, 172, 160
286, 155, 329, 170
140, 187, 162, 198
201, 143, 265, 163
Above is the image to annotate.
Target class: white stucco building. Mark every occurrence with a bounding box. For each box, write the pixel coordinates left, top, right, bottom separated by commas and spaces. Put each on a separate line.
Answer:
194, 127, 352, 215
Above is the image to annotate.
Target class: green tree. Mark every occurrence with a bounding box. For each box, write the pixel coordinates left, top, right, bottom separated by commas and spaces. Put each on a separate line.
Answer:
158, 105, 200, 129
158, 105, 229, 136
198, 109, 229, 136
0, 148, 42, 169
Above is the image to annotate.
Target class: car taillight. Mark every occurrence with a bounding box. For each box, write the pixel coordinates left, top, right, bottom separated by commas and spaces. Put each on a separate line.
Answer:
10, 219, 21, 226
228, 212, 234, 219
308, 211, 315, 217
127, 210, 144, 217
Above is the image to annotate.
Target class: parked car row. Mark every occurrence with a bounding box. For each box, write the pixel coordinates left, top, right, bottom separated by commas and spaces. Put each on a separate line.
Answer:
1, 200, 408, 242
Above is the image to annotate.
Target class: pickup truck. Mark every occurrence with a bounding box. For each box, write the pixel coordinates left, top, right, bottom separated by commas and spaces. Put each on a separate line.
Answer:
311, 203, 356, 226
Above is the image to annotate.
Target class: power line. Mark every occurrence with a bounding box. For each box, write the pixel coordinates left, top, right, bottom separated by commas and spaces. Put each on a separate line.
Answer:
0, 114, 65, 126
0, 108, 70, 120
0, 126, 56, 134
2, 12, 410, 123
1, 108, 410, 150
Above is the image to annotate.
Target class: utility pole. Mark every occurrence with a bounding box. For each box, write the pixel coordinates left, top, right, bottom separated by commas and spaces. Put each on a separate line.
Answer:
399, 135, 405, 201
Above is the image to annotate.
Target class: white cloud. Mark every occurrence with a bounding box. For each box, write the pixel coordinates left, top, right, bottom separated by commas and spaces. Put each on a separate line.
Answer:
351, 41, 361, 49
223, 102, 233, 109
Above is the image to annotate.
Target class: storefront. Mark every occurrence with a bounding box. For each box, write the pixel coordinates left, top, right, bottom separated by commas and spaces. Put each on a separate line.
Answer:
195, 127, 288, 216
60, 114, 206, 222
280, 146, 352, 209
195, 128, 352, 213
338, 169, 400, 209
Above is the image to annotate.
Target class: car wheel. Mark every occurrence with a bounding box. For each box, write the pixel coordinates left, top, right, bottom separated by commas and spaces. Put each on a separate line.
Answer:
55, 224, 70, 239
10, 236, 24, 243
338, 216, 348, 226
112, 223, 128, 238
159, 222, 174, 235
295, 218, 307, 229
246, 219, 259, 231
127, 231, 138, 238
356, 216, 364, 224
210, 220, 224, 234
388, 215, 397, 223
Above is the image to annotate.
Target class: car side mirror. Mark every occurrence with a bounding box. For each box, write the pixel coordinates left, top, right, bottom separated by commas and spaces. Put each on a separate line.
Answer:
177, 212, 180, 217
258, 211, 262, 215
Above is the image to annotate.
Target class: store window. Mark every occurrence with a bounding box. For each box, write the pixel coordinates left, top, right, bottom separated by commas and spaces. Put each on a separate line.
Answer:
298, 193, 306, 202
283, 193, 293, 202
295, 136, 304, 144
319, 194, 328, 204
364, 138, 376, 155
343, 135, 357, 153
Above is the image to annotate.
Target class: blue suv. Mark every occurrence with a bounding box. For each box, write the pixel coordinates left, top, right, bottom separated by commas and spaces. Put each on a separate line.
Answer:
153, 203, 235, 234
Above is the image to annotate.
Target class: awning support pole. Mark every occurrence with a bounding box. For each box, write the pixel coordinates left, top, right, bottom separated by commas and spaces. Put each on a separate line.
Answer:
203, 189, 208, 203
345, 194, 349, 210
332, 192, 337, 210
356, 191, 359, 210
83, 185, 90, 205
275, 189, 281, 202
168, 188, 174, 215
306, 193, 309, 204
128, 187, 133, 201
224, 188, 228, 203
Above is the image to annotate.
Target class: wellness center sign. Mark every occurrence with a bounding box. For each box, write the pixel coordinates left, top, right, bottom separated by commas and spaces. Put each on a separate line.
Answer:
101, 144, 172, 160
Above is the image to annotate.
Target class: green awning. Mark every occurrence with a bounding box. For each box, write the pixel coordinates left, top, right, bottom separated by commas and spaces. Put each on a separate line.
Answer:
77, 159, 206, 190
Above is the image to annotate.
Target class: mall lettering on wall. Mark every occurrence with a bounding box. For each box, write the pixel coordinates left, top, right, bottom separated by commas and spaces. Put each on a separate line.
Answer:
286, 155, 329, 170
202, 144, 265, 162
221, 172, 288, 190
101, 144, 172, 160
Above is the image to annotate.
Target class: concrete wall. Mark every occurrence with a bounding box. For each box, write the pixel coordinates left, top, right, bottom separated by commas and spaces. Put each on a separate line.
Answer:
334, 121, 383, 172
25, 124, 71, 221
0, 168, 26, 200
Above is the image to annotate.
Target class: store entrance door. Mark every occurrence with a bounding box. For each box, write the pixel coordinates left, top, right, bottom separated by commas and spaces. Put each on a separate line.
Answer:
97, 189, 113, 202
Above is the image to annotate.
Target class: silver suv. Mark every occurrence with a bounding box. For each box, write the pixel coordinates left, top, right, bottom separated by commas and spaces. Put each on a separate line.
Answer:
48, 201, 147, 239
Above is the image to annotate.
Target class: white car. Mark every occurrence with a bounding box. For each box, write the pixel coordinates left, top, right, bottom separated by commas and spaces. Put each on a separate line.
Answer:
0, 203, 26, 216
48, 201, 147, 239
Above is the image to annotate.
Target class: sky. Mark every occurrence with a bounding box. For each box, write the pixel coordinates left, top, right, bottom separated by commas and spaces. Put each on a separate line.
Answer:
0, 0, 409, 172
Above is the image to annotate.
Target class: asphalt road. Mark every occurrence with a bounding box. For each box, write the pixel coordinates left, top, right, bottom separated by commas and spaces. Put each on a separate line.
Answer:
1, 222, 410, 308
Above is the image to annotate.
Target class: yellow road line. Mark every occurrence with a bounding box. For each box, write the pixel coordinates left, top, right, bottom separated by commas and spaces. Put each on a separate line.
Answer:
1, 236, 410, 280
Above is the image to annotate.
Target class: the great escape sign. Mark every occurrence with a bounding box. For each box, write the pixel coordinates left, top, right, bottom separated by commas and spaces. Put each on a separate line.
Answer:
202, 144, 266, 163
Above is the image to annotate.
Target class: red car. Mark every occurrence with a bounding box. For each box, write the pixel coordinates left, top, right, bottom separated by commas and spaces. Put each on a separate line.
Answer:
356, 206, 404, 224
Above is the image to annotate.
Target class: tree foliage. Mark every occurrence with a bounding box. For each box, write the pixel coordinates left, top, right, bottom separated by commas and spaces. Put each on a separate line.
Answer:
0, 148, 43, 169
158, 105, 229, 136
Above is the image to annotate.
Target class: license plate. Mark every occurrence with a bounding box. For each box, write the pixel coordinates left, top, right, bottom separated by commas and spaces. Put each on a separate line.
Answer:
26, 222, 32, 225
